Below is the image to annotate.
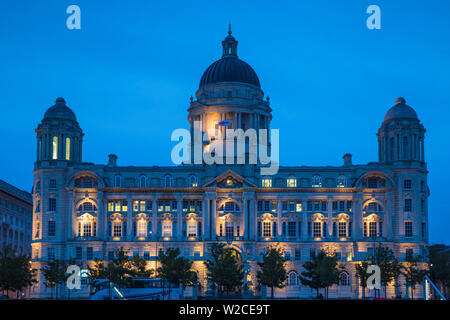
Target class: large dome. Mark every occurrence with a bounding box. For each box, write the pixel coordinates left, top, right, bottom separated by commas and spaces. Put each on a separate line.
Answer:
200, 57, 260, 88
384, 97, 418, 122
199, 27, 260, 89
44, 97, 77, 122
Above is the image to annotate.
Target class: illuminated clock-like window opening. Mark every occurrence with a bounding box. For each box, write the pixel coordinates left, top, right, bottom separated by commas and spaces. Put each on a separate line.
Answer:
52, 136, 58, 159
65, 137, 71, 160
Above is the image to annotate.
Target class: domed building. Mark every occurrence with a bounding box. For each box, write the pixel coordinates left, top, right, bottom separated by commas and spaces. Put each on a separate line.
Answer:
30, 29, 429, 299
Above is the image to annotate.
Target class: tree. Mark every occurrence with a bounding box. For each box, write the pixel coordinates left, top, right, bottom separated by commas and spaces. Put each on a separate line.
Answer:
129, 254, 154, 278
299, 250, 340, 299
204, 243, 243, 297
367, 246, 397, 298
355, 261, 370, 299
0, 246, 37, 299
256, 246, 287, 298
157, 248, 197, 300
402, 252, 425, 299
427, 245, 450, 299
41, 259, 71, 299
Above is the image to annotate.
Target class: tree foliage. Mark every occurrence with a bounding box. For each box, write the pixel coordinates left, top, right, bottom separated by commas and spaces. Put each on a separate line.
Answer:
157, 247, 197, 299
256, 246, 287, 298
299, 250, 341, 299
402, 252, 426, 299
427, 244, 450, 299
204, 243, 243, 296
0, 246, 37, 298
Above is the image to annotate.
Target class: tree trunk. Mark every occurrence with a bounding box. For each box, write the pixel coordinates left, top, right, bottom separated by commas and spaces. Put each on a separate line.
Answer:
362, 287, 366, 299
271, 285, 274, 299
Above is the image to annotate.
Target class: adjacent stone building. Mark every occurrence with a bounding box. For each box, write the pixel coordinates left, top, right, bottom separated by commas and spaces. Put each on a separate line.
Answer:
0, 179, 33, 255
30, 29, 430, 299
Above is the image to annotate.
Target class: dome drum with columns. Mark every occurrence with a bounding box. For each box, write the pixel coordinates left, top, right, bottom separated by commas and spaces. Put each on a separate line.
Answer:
30, 28, 429, 300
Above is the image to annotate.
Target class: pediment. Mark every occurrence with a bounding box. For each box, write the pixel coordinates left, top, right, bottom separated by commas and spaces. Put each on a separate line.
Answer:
203, 169, 257, 188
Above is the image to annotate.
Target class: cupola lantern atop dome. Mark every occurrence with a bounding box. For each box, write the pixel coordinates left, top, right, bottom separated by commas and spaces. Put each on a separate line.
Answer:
222, 24, 238, 57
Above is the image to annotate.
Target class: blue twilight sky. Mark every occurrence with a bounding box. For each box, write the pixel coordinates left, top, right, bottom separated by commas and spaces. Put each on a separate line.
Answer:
0, 0, 449, 243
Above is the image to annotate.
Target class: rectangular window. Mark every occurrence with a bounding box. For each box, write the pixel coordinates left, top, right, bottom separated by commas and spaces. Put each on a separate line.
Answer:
296, 202, 302, 212
163, 222, 172, 237
289, 201, 295, 212
421, 223, 426, 239
367, 178, 378, 188
338, 222, 347, 237
313, 222, 321, 237
421, 200, 425, 213
75, 247, 82, 260
48, 198, 56, 212
225, 222, 234, 239
83, 223, 92, 237
137, 221, 147, 237
404, 199, 412, 212
108, 250, 114, 260
257, 201, 263, 211
48, 220, 56, 237
49, 179, 57, 189
188, 223, 197, 237
405, 221, 413, 237
288, 222, 296, 237
369, 222, 377, 237
47, 247, 55, 261
87, 247, 93, 260
295, 248, 301, 261
113, 222, 122, 237
404, 179, 412, 190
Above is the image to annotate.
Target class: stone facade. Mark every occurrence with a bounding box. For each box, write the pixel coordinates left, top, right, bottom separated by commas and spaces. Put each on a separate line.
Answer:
30, 30, 429, 299
0, 179, 33, 255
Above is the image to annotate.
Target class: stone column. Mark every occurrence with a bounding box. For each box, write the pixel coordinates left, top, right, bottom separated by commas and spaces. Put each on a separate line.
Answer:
327, 199, 333, 238
249, 200, 254, 240
277, 200, 282, 238
211, 199, 216, 240
177, 197, 183, 240
127, 198, 132, 239
302, 200, 308, 240
152, 196, 158, 240
97, 192, 103, 239
252, 199, 257, 241
202, 198, 209, 240
387, 192, 392, 239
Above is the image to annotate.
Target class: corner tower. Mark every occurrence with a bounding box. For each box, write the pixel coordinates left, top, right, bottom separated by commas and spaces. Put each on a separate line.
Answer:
377, 97, 426, 165
35, 97, 84, 167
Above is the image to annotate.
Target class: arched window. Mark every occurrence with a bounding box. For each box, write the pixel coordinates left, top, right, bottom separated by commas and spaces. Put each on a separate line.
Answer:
65, 137, 71, 160
77, 214, 97, 238
312, 175, 322, 187
287, 271, 300, 286
339, 271, 351, 286
52, 136, 58, 160
114, 175, 122, 187
262, 177, 272, 188
139, 175, 147, 188
286, 176, 297, 188
337, 175, 347, 188
189, 175, 198, 187
164, 175, 173, 188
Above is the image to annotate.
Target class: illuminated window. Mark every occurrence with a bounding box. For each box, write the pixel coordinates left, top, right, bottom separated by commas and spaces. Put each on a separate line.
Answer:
338, 222, 347, 237
313, 222, 321, 237
188, 221, 197, 237
286, 177, 297, 188
296, 202, 302, 212
163, 220, 172, 237
263, 221, 271, 237
287, 271, 299, 286
137, 220, 147, 237
312, 175, 322, 187
113, 222, 122, 237
369, 222, 377, 237
338, 271, 351, 286
189, 175, 198, 187
65, 137, 70, 160
52, 136, 58, 159
337, 175, 347, 188
262, 177, 272, 188
225, 221, 234, 239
